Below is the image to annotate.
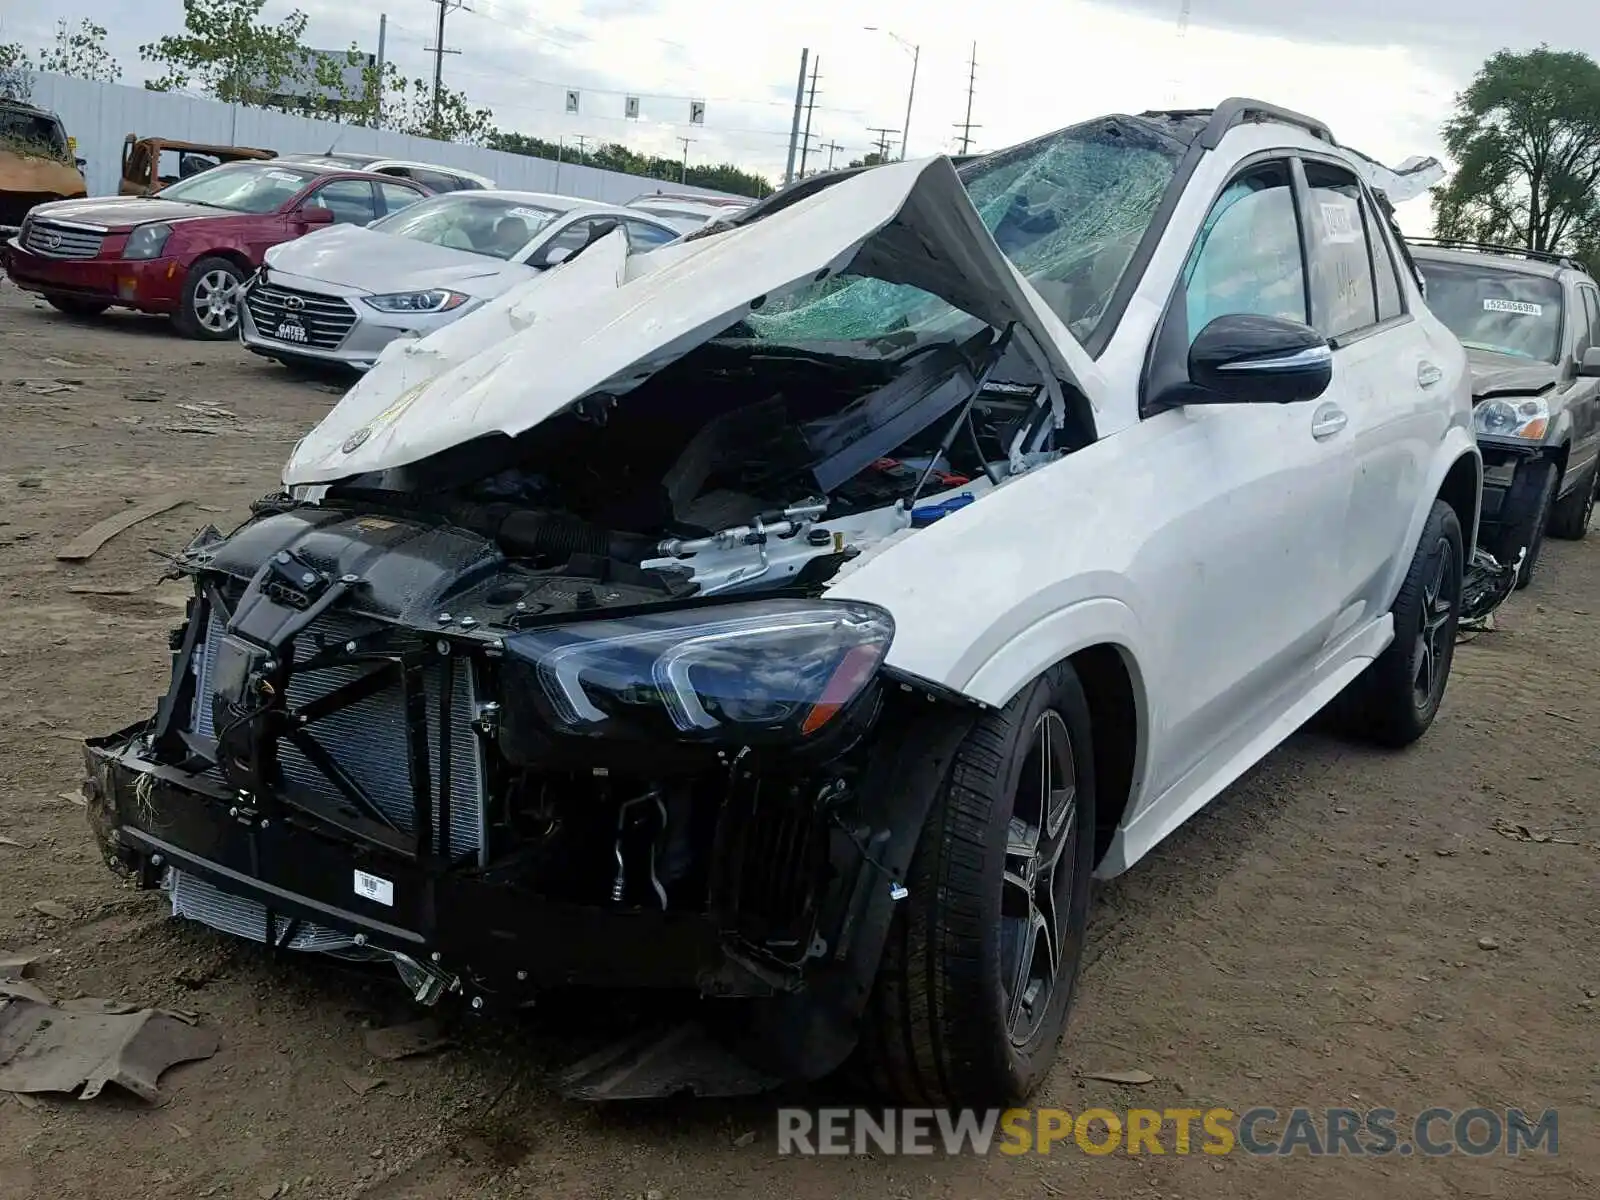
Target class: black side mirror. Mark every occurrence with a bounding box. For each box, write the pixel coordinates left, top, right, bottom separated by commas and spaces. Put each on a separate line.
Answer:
1186, 313, 1333, 405
1579, 346, 1600, 378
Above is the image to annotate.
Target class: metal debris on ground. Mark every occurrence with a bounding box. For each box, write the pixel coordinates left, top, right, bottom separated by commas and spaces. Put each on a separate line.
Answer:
362, 1019, 453, 1062
0, 992, 220, 1102
1491, 816, 1577, 845
1084, 1068, 1156, 1085
56, 492, 189, 561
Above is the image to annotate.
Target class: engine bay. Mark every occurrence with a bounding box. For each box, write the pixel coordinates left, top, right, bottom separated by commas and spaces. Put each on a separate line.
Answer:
316, 333, 1084, 612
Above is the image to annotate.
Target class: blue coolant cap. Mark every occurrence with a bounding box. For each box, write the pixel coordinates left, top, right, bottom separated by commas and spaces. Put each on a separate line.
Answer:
909, 492, 976, 527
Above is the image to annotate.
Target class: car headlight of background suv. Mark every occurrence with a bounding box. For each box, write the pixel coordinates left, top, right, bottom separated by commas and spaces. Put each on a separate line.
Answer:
1474, 396, 1549, 441
504, 599, 895, 744
361, 289, 470, 314
123, 223, 172, 260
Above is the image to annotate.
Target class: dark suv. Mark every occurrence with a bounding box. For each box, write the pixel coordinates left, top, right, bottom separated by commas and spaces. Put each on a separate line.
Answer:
1412, 239, 1600, 587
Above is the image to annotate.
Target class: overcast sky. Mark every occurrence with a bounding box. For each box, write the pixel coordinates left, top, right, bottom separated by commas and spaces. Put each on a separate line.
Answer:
0, 0, 1585, 231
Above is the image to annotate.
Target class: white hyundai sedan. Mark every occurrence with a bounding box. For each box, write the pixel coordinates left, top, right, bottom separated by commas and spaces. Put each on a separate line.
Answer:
239, 190, 680, 370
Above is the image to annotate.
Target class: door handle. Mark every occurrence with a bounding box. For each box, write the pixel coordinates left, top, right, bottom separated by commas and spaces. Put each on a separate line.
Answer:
1311, 403, 1348, 439
1417, 361, 1443, 388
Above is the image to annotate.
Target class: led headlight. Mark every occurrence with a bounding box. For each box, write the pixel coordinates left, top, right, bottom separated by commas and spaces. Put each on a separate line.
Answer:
362, 289, 469, 314
506, 599, 894, 743
123, 223, 172, 260
1474, 396, 1549, 441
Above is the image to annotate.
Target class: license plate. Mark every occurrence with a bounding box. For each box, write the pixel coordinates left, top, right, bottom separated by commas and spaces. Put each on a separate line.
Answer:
272, 318, 308, 344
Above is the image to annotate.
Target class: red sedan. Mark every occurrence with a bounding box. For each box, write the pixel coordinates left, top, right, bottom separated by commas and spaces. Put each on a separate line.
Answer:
3, 160, 431, 339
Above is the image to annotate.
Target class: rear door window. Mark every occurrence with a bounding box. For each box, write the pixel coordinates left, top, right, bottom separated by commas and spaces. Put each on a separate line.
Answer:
622, 219, 678, 250
1302, 160, 1379, 338
376, 182, 425, 217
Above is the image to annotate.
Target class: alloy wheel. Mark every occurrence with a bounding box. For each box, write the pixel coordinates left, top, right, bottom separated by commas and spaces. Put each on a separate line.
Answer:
194, 269, 241, 334
1000, 709, 1080, 1046
1413, 535, 1458, 709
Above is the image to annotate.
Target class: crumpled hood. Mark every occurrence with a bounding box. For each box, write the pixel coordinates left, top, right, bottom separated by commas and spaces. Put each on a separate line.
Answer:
264, 223, 516, 293
0, 152, 86, 201
282, 155, 1098, 487
26, 195, 215, 230
1466, 348, 1559, 400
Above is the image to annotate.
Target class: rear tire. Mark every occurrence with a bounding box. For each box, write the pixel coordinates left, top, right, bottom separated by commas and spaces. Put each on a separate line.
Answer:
44, 294, 109, 318
862, 662, 1096, 1105
1335, 499, 1464, 748
1548, 462, 1596, 541
173, 257, 244, 340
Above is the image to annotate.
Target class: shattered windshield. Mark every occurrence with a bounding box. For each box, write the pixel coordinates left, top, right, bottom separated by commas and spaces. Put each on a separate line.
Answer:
1417, 260, 1564, 362
736, 117, 1184, 349
0, 107, 70, 159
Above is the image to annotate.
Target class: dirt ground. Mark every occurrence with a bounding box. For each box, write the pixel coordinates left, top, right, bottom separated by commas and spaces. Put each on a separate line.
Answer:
0, 279, 1594, 1200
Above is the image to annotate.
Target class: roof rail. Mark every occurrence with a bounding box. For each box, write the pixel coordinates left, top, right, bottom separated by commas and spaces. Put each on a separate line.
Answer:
1407, 236, 1578, 269
1196, 97, 1336, 150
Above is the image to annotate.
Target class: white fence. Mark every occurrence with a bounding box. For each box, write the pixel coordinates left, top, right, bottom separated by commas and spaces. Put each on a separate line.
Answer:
23, 72, 742, 207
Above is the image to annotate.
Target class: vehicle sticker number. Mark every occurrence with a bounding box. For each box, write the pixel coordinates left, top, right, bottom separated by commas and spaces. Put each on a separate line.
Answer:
354, 869, 395, 907
273, 320, 309, 343
1484, 298, 1543, 316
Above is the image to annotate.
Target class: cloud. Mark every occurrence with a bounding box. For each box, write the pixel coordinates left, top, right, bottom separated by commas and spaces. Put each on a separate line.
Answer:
12, 0, 1578, 234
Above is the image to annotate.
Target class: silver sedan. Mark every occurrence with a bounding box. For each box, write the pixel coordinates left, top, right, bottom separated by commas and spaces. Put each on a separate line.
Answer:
239, 191, 680, 371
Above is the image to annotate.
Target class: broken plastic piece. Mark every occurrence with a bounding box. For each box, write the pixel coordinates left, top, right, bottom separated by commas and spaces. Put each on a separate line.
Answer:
0, 997, 219, 1102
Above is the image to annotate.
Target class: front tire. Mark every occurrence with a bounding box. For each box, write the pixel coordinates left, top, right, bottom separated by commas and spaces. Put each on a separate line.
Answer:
173, 257, 244, 340
1487, 461, 1556, 589
863, 662, 1096, 1105
44, 294, 110, 318
1336, 499, 1464, 748
1548, 461, 1596, 541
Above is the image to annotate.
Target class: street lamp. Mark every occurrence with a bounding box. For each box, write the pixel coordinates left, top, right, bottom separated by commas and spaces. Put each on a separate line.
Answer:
863, 26, 919, 161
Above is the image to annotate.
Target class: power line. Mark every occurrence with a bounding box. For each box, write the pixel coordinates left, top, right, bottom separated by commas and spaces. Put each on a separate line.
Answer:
954, 41, 980, 154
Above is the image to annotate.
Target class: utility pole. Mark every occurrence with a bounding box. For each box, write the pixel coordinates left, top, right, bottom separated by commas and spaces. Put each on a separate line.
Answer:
954, 42, 980, 154
427, 0, 466, 137
798, 56, 820, 177
900, 43, 918, 159
784, 47, 809, 186
867, 126, 899, 161
571, 134, 591, 161
677, 136, 694, 182
372, 14, 387, 127
820, 139, 844, 170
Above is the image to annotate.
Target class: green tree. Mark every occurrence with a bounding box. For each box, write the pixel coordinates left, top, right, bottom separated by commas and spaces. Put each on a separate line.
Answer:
140, 0, 310, 107
304, 46, 492, 143
38, 19, 120, 83
847, 152, 888, 169
1432, 46, 1600, 253
0, 43, 31, 101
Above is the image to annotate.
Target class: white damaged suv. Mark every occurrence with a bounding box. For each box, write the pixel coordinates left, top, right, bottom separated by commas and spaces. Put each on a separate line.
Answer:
85, 100, 1478, 1106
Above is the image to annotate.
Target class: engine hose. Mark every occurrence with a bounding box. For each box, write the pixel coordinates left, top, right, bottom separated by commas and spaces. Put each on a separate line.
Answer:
496, 510, 653, 564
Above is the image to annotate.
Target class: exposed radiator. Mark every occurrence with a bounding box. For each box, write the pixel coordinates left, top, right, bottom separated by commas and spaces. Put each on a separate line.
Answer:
190, 608, 487, 860
169, 869, 359, 953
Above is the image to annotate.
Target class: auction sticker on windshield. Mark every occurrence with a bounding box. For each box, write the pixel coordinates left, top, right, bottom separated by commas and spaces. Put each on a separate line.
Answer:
1484, 298, 1543, 316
